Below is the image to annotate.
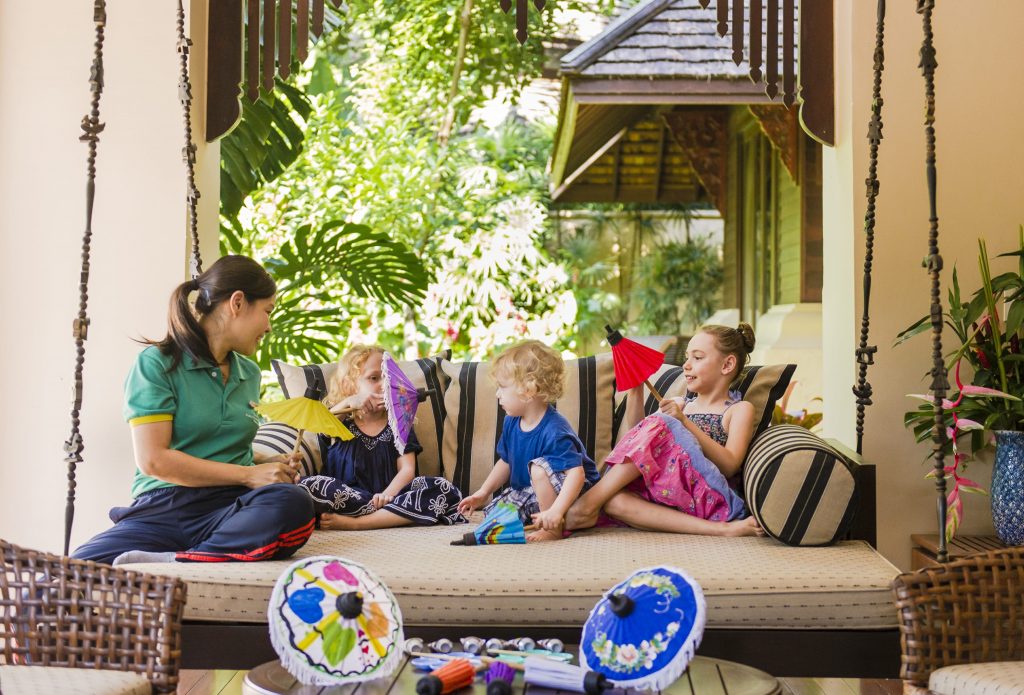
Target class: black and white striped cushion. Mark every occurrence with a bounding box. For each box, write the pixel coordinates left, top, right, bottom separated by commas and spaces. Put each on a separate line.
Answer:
743, 425, 858, 546
613, 363, 796, 443
440, 354, 615, 496
252, 422, 323, 477
270, 352, 450, 478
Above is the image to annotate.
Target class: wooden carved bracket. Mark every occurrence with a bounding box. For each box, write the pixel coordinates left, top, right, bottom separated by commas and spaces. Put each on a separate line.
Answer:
662, 109, 728, 215
749, 103, 799, 181
696, 0, 834, 146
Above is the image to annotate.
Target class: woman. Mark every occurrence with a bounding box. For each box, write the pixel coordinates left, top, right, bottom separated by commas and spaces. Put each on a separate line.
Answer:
72, 255, 315, 565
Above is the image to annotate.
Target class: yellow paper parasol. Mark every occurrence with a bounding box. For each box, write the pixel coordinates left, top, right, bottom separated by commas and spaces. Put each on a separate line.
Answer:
257, 386, 354, 460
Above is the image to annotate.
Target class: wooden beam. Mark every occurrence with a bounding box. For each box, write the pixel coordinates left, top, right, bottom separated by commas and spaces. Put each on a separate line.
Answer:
572, 78, 773, 103
798, 0, 835, 145
206, 0, 243, 142
653, 120, 667, 200
611, 138, 622, 200
262, 0, 276, 92
552, 184, 700, 205
552, 127, 628, 201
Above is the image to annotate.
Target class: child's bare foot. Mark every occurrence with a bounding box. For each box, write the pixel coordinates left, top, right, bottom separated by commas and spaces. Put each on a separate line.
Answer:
564, 500, 598, 531
724, 516, 765, 537
320, 512, 357, 530
526, 528, 562, 542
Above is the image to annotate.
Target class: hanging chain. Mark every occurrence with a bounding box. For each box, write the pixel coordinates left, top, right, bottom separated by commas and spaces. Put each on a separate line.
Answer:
64, 0, 107, 555
852, 0, 886, 456
918, 0, 949, 563
177, 0, 203, 278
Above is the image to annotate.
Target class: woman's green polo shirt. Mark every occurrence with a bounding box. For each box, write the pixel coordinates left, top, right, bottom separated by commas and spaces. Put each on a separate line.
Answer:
124, 346, 262, 498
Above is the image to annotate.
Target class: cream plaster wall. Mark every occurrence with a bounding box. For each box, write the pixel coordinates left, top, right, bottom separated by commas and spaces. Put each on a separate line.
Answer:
0, 1, 218, 554
824, 1, 1024, 569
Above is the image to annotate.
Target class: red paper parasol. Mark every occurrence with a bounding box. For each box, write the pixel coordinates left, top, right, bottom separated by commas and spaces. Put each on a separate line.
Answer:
605, 325, 665, 400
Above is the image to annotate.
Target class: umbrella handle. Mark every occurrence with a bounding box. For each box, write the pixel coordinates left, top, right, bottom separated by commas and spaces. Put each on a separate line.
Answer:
644, 379, 664, 402
291, 429, 304, 459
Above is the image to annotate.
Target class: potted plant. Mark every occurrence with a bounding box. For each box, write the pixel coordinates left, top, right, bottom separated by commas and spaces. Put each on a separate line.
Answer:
901, 230, 1024, 544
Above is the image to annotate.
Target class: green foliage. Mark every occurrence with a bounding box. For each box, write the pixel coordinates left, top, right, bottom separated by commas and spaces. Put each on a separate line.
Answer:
221, 80, 312, 221
631, 236, 724, 336
224, 220, 429, 370
553, 231, 627, 353
901, 228, 1024, 538
219, 1, 612, 361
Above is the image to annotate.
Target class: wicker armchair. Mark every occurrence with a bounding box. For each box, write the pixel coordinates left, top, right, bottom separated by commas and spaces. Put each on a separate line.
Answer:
891, 546, 1024, 689
0, 540, 187, 693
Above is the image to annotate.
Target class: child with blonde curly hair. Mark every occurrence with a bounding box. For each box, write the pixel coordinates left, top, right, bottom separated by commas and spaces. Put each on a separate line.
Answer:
457, 340, 599, 542
299, 345, 465, 529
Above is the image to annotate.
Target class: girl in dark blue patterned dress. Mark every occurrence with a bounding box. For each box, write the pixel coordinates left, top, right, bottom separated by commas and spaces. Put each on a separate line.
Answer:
299, 345, 465, 529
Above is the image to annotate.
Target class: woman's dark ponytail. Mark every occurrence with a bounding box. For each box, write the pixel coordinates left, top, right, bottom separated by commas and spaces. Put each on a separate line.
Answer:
145, 255, 275, 369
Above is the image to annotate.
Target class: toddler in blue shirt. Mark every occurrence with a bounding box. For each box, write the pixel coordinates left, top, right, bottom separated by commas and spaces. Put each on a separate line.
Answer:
457, 340, 599, 541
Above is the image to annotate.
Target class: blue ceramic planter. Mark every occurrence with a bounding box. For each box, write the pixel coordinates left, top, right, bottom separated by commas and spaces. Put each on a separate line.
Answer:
992, 431, 1024, 546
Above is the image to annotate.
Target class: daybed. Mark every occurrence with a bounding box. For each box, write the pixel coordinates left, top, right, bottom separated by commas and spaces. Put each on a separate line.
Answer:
120, 351, 902, 677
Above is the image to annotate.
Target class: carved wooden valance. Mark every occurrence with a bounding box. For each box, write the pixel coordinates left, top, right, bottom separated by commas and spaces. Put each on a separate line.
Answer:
749, 103, 799, 181
207, 1, 547, 141
696, 0, 834, 146
207, 0, 342, 141
662, 109, 728, 214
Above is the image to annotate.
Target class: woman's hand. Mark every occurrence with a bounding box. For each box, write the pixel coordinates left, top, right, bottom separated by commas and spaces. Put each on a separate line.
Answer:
243, 460, 300, 488
457, 491, 487, 515
253, 450, 302, 467
371, 493, 394, 509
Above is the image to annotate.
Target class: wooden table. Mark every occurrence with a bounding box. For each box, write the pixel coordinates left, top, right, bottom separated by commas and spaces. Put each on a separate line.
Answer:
910, 534, 1005, 570
240, 655, 781, 694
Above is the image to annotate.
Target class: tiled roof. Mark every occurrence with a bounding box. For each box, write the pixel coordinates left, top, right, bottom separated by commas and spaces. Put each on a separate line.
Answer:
562, 0, 794, 80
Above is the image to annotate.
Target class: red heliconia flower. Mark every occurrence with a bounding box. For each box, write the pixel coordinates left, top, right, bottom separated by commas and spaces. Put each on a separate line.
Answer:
975, 349, 991, 369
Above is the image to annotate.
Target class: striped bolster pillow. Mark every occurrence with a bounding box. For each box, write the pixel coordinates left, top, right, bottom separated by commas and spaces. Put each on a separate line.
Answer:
270, 352, 450, 478
743, 425, 859, 546
252, 422, 323, 478
613, 363, 796, 444
440, 353, 616, 496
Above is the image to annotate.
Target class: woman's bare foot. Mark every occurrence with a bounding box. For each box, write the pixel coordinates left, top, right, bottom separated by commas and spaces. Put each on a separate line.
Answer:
724, 516, 765, 537
564, 500, 599, 531
526, 528, 562, 542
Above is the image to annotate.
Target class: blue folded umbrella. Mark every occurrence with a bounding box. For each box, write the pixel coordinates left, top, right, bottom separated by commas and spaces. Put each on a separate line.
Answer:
451, 502, 529, 546
579, 566, 706, 691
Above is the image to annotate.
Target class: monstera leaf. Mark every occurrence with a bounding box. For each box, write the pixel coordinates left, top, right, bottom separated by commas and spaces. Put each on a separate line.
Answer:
248, 220, 429, 371
220, 79, 313, 219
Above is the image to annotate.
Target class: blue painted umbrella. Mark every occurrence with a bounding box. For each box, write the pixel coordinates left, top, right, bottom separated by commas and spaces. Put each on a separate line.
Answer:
579, 566, 706, 691
450, 502, 536, 546
269, 556, 404, 686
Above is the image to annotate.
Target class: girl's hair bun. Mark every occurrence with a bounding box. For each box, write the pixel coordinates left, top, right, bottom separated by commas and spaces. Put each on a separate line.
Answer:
737, 322, 755, 354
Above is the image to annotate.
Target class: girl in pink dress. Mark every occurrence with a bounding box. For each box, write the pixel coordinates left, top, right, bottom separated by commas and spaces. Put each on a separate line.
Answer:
567, 324, 765, 537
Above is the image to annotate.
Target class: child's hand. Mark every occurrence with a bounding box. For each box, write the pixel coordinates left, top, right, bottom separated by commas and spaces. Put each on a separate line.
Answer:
531, 508, 565, 533
371, 493, 393, 509
457, 491, 487, 515
658, 398, 684, 421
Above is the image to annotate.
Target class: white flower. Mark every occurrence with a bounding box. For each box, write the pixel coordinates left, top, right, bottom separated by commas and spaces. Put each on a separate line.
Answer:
617, 644, 640, 667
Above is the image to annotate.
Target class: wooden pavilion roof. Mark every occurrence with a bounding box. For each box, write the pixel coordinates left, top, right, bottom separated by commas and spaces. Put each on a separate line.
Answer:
550, 0, 798, 206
